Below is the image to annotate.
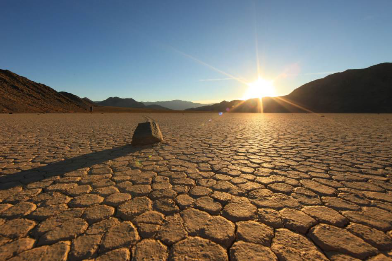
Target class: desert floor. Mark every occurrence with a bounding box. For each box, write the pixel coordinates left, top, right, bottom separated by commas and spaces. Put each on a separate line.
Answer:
0, 113, 391, 261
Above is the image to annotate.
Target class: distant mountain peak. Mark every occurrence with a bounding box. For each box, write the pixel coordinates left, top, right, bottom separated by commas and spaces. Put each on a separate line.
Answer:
95, 97, 170, 110
95, 97, 145, 108
143, 100, 211, 110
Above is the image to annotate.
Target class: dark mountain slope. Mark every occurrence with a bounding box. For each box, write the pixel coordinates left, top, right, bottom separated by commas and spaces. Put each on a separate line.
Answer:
277, 63, 392, 113
59, 92, 97, 110
81, 97, 98, 107
189, 63, 392, 113
0, 70, 87, 113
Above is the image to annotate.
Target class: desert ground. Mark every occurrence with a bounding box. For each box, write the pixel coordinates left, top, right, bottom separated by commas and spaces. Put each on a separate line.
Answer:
0, 113, 391, 261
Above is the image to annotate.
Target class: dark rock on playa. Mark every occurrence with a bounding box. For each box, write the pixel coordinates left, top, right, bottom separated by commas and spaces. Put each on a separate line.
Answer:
131, 120, 164, 146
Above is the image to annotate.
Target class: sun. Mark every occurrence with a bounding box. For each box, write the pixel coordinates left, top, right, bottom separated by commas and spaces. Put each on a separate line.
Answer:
242, 77, 276, 100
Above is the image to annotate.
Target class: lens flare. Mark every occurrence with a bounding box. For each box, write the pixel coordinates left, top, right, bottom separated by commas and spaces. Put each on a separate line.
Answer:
243, 77, 276, 100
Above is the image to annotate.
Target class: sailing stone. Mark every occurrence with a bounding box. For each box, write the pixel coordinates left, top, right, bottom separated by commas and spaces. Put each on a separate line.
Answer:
131, 121, 163, 146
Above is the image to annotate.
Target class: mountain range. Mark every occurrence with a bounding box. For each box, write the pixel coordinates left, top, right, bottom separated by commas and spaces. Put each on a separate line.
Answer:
1, 63, 391, 113
95, 97, 169, 110
0, 70, 168, 113
143, 100, 210, 110
93, 98, 209, 110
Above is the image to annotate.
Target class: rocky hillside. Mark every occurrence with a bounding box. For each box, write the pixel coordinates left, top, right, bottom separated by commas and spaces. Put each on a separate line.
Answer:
277, 62, 392, 113
59, 92, 97, 109
0, 70, 88, 113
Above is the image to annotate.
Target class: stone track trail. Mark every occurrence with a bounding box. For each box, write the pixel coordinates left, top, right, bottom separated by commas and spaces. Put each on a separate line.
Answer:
0, 113, 391, 261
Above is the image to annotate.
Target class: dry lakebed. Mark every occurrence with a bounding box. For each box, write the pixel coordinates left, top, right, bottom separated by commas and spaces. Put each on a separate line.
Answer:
0, 113, 391, 261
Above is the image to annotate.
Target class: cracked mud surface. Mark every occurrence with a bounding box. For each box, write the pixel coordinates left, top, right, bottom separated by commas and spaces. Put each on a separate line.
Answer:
0, 113, 392, 260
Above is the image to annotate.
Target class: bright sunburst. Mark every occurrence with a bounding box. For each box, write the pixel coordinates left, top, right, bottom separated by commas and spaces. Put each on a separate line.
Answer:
242, 77, 276, 100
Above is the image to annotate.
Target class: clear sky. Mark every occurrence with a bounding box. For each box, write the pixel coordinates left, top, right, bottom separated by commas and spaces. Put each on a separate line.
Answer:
1, 1, 392, 103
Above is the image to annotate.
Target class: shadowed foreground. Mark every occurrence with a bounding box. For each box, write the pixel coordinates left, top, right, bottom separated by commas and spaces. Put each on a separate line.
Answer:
0, 113, 391, 260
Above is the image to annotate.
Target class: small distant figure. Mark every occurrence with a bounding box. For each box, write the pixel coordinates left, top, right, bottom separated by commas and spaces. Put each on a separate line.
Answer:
90, 106, 93, 113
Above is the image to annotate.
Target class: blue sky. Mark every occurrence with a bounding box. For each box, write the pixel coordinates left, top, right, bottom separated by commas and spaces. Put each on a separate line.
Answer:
1, 0, 391, 103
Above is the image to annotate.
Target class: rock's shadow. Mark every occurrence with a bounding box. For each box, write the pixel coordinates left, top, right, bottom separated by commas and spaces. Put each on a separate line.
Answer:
0, 144, 145, 189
